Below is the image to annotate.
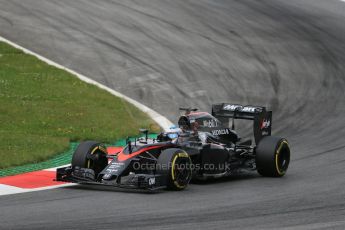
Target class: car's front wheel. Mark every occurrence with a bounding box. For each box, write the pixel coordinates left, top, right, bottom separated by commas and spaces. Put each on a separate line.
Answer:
156, 148, 192, 190
72, 141, 108, 177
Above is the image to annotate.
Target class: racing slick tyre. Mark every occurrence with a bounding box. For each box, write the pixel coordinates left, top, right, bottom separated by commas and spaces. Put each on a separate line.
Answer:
72, 141, 108, 176
256, 136, 290, 177
157, 148, 192, 190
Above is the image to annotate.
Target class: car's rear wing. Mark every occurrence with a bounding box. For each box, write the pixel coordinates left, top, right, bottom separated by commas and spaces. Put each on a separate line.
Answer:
212, 103, 272, 144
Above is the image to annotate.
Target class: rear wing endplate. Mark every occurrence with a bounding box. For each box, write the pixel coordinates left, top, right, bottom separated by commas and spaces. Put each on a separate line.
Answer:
212, 103, 272, 144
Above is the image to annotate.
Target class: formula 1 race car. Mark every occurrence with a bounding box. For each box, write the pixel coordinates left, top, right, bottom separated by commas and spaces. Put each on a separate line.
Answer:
56, 103, 290, 191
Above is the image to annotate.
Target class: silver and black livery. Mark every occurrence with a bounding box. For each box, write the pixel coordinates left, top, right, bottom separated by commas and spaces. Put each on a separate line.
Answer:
56, 103, 291, 191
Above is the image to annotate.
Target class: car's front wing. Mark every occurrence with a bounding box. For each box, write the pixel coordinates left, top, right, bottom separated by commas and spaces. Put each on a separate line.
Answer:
56, 166, 167, 191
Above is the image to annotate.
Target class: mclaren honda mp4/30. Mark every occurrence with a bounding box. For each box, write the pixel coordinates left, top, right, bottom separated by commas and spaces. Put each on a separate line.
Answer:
56, 103, 291, 191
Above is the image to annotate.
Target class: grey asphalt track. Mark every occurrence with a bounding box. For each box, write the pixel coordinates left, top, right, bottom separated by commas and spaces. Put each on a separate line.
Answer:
1, 0, 345, 229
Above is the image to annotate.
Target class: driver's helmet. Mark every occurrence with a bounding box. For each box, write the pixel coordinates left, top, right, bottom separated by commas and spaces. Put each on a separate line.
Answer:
167, 125, 180, 139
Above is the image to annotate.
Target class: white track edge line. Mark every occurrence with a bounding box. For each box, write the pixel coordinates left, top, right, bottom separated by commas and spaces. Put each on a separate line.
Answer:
0, 184, 75, 196
0, 36, 173, 131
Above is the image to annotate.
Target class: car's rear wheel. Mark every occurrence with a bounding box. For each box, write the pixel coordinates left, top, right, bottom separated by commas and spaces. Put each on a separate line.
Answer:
72, 141, 108, 176
256, 136, 290, 177
157, 148, 192, 190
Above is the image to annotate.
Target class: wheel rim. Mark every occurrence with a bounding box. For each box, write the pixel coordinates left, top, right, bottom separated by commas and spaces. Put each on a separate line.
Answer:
171, 153, 192, 188
275, 141, 290, 175
87, 146, 108, 174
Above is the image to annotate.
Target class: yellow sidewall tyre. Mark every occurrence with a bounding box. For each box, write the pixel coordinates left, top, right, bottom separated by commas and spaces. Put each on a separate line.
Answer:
256, 136, 290, 177
157, 148, 192, 190
72, 141, 108, 176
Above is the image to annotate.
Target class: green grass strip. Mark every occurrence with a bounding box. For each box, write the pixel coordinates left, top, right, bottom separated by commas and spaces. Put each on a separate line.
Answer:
0, 41, 160, 170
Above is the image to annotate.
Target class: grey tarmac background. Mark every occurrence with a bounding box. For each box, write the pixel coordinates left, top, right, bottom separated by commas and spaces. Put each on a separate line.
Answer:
1, 0, 345, 229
